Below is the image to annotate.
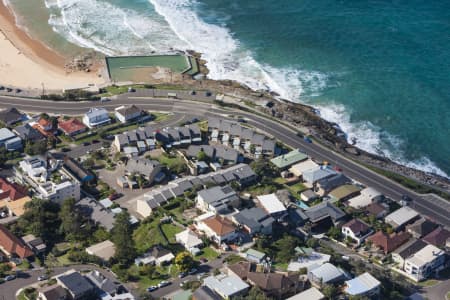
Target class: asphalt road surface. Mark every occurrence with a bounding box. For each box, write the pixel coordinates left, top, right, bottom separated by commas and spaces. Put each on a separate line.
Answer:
0, 94, 449, 227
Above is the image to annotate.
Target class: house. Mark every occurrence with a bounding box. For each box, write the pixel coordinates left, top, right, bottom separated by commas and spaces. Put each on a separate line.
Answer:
125, 158, 164, 185
385, 207, 420, 230
287, 250, 331, 272
196, 185, 240, 213
175, 229, 203, 252
289, 159, 319, 177
256, 193, 287, 219
37, 180, 81, 203
286, 287, 325, 300
365, 202, 389, 219
316, 173, 352, 196
328, 184, 360, 202
135, 245, 175, 266
58, 118, 87, 136
308, 263, 347, 286
192, 286, 222, 300
344, 272, 381, 297
0, 128, 22, 151
302, 167, 337, 186
422, 226, 450, 248
203, 274, 249, 299
404, 244, 445, 281
57, 271, 96, 300
114, 105, 142, 123
367, 231, 410, 254
245, 248, 266, 263
38, 284, 68, 300
392, 239, 427, 269
270, 149, 308, 170
186, 145, 241, 165
85, 240, 116, 261
304, 201, 346, 228
231, 207, 274, 235
341, 219, 373, 245
196, 215, 237, 245
13, 123, 45, 142
0, 177, 31, 217
62, 156, 95, 183
246, 271, 304, 299
300, 190, 318, 202
77, 198, 116, 231
348, 187, 383, 209
22, 234, 47, 254
85, 270, 133, 299
406, 219, 438, 239
0, 107, 25, 125
0, 224, 34, 258
82, 108, 110, 128
36, 117, 54, 132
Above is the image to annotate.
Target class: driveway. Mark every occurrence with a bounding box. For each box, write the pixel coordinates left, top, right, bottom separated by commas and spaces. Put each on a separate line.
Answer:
421, 279, 450, 300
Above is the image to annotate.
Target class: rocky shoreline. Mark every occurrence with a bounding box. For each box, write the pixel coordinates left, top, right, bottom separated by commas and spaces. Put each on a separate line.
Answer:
184, 52, 450, 194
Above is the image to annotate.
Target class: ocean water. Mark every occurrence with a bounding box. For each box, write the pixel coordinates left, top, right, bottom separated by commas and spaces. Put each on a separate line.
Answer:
5, 0, 450, 177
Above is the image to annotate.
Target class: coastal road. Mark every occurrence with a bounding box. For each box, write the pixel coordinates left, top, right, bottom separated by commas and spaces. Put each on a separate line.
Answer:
0, 94, 449, 227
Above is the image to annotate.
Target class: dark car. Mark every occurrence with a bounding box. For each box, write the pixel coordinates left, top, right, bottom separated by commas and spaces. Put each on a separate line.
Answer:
147, 286, 158, 292
303, 136, 312, 143
199, 258, 208, 263
188, 268, 197, 275
92, 140, 100, 144
82, 142, 91, 146
6, 88, 12, 92
15, 88, 22, 93
61, 147, 71, 152
205, 91, 212, 97
158, 281, 171, 288
0, 86, 4, 90
178, 272, 187, 278
4, 275, 15, 281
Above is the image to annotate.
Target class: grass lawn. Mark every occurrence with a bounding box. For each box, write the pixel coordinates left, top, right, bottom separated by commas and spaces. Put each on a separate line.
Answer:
100, 84, 147, 96
17, 291, 27, 300
273, 262, 288, 271
153, 112, 171, 122
224, 254, 245, 265
195, 247, 219, 261
286, 182, 307, 195
56, 253, 72, 266
446, 291, 450, 300
128, 264, 175, 293
133, 220, 168, 253
161, 223, 183, 243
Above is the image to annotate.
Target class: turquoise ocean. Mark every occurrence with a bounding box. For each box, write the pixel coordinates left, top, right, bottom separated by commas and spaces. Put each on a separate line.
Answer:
5, 0, 450, 177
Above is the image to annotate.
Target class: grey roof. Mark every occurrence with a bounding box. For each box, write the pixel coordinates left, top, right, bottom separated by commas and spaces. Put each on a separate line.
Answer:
178, 127, 191, 139
212, 174, 227, 185
136, 129, 147, 140
208, 118, 221, 129
188, 124, 201, 137
393, 238, 427, 259
116, 134, 129, 145
86, 270, 119, 295
143, 125, 155, 138
125, 158, 161, 176
262, 139, 276, 151
231, 164, 256, 182
305, 201, 346, 223
234, 207, 274, 231
77, 198, 115, 231
153, 194, 167, 205
216, 146, 239, 162
309, 263, 346, 284
116, 105, 141, 117
13, 124, 44, 141
318, 173, 352, 193
187, 145, 214, 158
251, 133, 265, 145
192, 286, 222, 300
198, 185, 238, 211
58, 272, 95, 297
161, 188, 175, 200
241, 128, 254, 140
126, 130, 138, 142
167, 128, 181, 141
288, 208, 310, 225
0, 107, 24, 124
230, 124, 242, 136
303, 167, 337, 184
85, 107, 108, 119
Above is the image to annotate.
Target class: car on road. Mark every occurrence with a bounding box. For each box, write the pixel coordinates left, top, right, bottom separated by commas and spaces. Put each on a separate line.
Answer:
190, 90, 196, 95
147, 286, 158, 292
205, 91, 212, 96
191, 117, 199, 123
303, 136, 313, 143
188, 268, 197, 275
82, 142, 91, 146
6, 88, 12, 92
4, 275, 15, 281
199, 258, 208, 263
128, 87, 136, 92
92, 139, 100, 144
100, 97, 111, 103
38, 275, 48, 281
0, 86, 4, 90
61, 147, 71, 152
178, 272, 187, 278
15, 88, 22, 93
158, 281, 171, 288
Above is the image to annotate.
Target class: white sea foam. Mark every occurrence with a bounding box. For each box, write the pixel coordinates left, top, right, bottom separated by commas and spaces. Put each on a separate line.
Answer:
39, 0, 447, 178
316, 103, 448, 177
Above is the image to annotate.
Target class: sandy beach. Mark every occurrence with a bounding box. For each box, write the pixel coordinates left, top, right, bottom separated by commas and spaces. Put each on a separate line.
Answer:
0, 2, 105, 91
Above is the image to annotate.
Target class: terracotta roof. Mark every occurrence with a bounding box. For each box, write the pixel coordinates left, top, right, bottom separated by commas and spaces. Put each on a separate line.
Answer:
247, 272, 297, 291
406, 219, 438, 238
367, 230, 410, 254
0, 224, 34, 258
365, 202, 387, 216
228, 261, 254, 279
58, 118, 87, 135
423, 227, 450, 247
38, 118, 52, 128
203, 215, 236, 236
0, 177, 27, 201
342, 219, 371, 235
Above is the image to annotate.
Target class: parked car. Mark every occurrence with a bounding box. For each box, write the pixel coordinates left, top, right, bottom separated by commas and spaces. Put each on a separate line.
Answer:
128, 87, 136, 92
82, 142, 90, 146
61, 147, 71, 152
37, 275, 48, 281
4, 275, 15, 281
15, 88, 22, 93
303, 136, 312, 143
158, 281, 171, 288
205, 91, 212, 97
92, 139, 100, 144
100, 97, 110, 103
199, 258, 208, 263
147, 286, 158, 292
6, 88, 12, 92
178, 272, 187, 278
189, 90, 196, 95
0, 86, 5, 90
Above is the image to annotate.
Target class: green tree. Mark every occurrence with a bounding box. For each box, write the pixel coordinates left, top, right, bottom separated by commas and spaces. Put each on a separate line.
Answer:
83, 158, 95, 169
306, 237, 319, 248
175, 251, 195, 273
0, 148, 8, 167
327, 227, 342, 240
196, 150, 209, 162
322, 284, 338, 299
111, 211, 136, 264
273, 235, 299, 263
59, 198, 84, 242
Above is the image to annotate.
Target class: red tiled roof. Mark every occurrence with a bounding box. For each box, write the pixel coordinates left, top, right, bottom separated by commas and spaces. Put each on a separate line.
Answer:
58, 118, 87, 135
343, 218, 371, 235
0, 177, 27, 201
365, 202, 387, 216
367, 230, 410, 254
0, 224, 33, 258
423, 227, 450, 247
203, 215, 236, 236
